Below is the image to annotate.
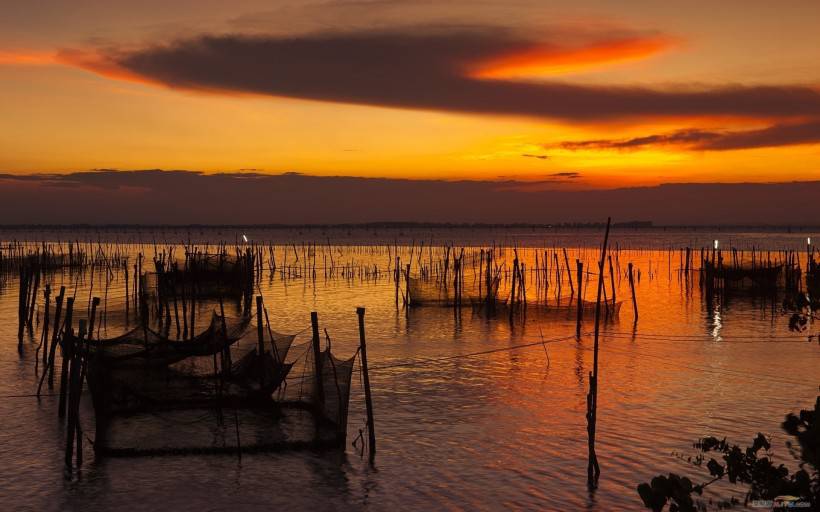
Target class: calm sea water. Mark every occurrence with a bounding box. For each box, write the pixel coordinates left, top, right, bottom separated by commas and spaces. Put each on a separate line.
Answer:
1, 228, 818, 511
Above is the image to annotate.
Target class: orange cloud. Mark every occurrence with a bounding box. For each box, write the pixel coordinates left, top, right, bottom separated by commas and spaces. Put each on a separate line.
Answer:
0, 50, 57, 66
55, 49, 159, 86
470, 36, 674, 79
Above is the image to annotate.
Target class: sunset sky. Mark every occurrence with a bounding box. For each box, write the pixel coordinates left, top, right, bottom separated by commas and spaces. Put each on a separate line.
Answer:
2, 0, 820, 189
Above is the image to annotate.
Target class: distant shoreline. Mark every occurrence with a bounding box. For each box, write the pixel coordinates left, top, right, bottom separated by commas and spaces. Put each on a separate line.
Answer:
0, 222, 819, 231
2, 222, 817, 249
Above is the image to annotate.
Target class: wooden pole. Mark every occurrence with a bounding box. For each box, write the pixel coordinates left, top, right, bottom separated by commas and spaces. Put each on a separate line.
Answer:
357, 307, 376, 463
88, 297, 100, 341
27, 264, 40, 330
256, 296, 265, 389
43, 286, 65, 390
394, 256, 400, 309
563, 248, 575, 296
575, 260, 584, 338
65, 319, 85, 468
485, 250, 493, 309
58, 297, 75, 418
608, 255, 616, 308
510, 256, 518, 306
172, 278, 181, 338
18, 265, 29, 346
310, 312, 325, 407
256, 296, 265, 355
40, 285, 51, 367
181, 273, 188, 339
124, 264, 129, 320
587, 217, 611, 487
628, 262, 638, 324
189, 276, 196, 338
75, 305, 95, 469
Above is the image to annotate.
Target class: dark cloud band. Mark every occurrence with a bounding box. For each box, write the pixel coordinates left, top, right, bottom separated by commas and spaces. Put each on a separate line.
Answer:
61, 28, 820, 123
1, 170, 818, 225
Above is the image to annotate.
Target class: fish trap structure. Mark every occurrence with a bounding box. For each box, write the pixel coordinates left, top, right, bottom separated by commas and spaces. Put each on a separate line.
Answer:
530, 297, 624, 316
407, 275, 502, 307
0, 243, 89, 273
406, 247, 626, 322
699, 246, 802, 300
806, 255, 820, 300
56, 299, 361, 461
406, 247, 504, 309
147, 249, 255, 298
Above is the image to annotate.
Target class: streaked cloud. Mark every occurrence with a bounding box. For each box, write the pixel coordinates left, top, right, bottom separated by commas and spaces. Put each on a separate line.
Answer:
551, 120, 820, 152
496, 171, 580, 181
0, 50, 56, 66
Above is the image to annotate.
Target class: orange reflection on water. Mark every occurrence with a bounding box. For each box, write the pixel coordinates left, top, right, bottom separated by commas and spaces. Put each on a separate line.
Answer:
0, 237, 818, 511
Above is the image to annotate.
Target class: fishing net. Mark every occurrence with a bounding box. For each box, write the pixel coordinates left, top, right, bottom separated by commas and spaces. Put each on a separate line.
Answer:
408, 273, 500, 307
303, 348, 356, 435
704, 261, 784, 288
145, 251, 255, 300
409, 271, 622, 318
223, 327, 296, 393
88, 311, 251, 367
80, 312, 356, 455
538, 298, 623, 316
83, 312, 256, 414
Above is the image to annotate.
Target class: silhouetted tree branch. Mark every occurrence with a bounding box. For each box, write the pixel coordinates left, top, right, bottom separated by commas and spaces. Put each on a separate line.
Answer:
637, 397, 818, 511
